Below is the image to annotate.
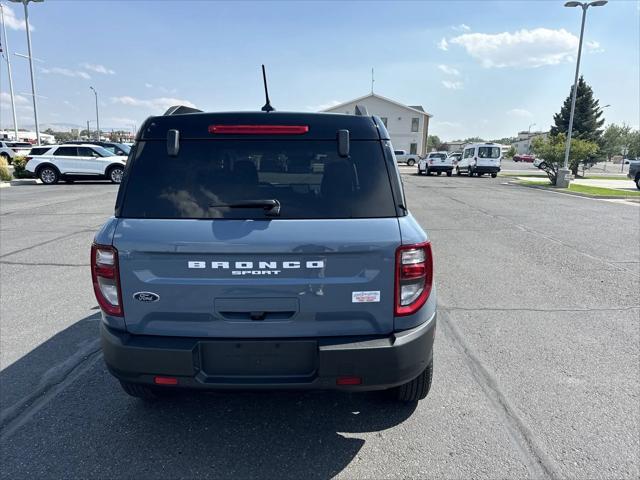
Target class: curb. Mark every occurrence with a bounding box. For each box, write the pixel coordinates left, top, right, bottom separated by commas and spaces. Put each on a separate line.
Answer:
509, 181, 640, 202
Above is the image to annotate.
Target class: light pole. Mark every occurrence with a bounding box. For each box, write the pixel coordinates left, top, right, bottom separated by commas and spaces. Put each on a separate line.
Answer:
528, 123, 536, 134
9, 0, 43, 145
0, 4, 19, 141
89, 86, 100, 141
558, 0, 608, 187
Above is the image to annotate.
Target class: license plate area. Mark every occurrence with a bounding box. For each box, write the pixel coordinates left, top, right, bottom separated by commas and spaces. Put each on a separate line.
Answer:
199, 340, 318, 380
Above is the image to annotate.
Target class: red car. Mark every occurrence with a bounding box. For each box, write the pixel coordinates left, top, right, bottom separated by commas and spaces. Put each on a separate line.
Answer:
513, 154, 535, 162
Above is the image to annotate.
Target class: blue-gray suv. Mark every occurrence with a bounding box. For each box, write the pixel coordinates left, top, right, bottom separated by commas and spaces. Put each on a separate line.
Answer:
92, 106, 436, 402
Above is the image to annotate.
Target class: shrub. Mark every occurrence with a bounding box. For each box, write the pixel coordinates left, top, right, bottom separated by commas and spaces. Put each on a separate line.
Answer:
0, 156, 11, 181
531, 134, 599, 183
11, 156, 30, 179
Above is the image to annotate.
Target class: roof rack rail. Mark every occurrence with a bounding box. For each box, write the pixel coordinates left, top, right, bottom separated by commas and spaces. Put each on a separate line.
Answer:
354, 104, 369, 116
163, 105, 203, 116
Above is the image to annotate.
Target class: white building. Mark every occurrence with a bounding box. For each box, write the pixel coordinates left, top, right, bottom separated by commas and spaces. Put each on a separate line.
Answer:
323, 93, 432, 156
513, 131, 549, 154
0, 130, 56, 144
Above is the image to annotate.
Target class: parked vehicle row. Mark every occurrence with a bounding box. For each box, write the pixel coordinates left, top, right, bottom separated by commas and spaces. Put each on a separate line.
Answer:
0, 141, 32, 164
25, 144, 127, 184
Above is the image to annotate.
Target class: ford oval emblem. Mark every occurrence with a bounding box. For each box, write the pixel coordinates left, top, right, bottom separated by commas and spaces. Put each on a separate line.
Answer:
133, 292, 160, 302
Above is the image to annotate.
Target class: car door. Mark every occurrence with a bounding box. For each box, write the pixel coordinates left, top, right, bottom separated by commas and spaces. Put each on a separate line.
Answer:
51, 146, 80, 174
77, 147, 105, 175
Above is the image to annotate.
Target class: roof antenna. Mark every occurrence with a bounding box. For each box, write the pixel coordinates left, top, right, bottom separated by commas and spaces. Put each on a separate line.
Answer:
261, 64, 275, 112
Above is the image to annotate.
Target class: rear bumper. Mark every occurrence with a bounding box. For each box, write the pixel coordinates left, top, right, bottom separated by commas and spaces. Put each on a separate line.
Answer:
101, 313, 436, 391
425, 165, 453, 172
473, 166, 500, 174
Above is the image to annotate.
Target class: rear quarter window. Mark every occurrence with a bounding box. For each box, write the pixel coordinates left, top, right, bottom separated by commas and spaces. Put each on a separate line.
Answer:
120, 140, 397, 220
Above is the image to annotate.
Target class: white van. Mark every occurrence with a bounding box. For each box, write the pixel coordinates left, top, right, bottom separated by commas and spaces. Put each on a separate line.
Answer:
456, 143, 502, 177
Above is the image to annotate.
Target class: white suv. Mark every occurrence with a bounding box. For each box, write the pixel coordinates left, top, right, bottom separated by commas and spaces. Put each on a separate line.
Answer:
25, 144, 127, 184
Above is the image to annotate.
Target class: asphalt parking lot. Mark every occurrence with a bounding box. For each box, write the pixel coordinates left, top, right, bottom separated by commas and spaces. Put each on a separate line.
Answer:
1, 173, 639, 479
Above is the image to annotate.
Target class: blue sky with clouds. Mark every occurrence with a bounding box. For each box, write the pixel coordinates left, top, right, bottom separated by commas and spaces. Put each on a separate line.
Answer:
0, 0, 638, 140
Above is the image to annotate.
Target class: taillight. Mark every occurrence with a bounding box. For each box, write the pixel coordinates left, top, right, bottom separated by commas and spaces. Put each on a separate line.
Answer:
208, 125, 309, 135
395, 242, 433, 316
24, 156, 32, 161
91, 243, 123, 316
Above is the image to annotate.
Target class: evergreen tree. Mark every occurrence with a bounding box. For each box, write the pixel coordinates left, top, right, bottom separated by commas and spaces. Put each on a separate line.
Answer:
551, 76, 605, 143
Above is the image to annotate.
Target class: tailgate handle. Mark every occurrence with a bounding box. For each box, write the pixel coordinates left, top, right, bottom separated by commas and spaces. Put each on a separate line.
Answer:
218, 310, 296, 321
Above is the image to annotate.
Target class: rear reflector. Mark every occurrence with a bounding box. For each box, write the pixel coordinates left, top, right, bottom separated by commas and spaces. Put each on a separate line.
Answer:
209, 125, 309, 135
154, 376, 178, 385
336, 376, 362, 386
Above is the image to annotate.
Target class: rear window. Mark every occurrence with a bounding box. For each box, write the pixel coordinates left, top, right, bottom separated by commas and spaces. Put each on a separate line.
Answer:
478, 146, 501, 159
29, 147, 50, 156
429, 153, 447, 160
120, 140, 397, 219
9, 142, 32, 148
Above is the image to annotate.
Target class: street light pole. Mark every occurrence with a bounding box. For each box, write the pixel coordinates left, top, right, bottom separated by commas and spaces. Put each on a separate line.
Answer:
12, 0, 44, 145
89, 86, 100, 141
558, 0, 608, 187
0, 4, 19, 141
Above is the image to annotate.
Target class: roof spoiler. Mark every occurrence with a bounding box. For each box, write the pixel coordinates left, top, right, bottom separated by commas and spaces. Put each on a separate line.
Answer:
163, 105, 203, 116
354, 104, 369, 116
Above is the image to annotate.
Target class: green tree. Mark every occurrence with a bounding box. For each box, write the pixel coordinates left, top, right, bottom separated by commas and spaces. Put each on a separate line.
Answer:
506, 146, 517, 158
550, 76, 605, 143
427, 135, 442, 151
531, 134, 599, 182
602, 124, 640, 160
463, 136, 485, 143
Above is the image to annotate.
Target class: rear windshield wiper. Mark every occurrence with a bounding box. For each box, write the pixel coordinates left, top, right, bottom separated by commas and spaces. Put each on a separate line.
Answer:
209, 199, 281, 217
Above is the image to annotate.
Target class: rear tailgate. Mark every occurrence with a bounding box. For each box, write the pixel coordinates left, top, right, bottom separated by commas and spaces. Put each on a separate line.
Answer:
114, 218, 400, 338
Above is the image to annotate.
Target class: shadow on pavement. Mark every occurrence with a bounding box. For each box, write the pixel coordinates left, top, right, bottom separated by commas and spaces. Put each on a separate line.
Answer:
1, 314, 417, 479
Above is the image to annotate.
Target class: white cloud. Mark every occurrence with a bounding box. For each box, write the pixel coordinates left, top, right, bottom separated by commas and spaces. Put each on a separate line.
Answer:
109, 117, 137, 126
111, 96, 196, 112
307, 100, 342, 111
0, 4, 32, 31
438, 64, 460, 76
452, 24, 471, 32
450, 28, 599, 68
144, 82, 177, 94
586, 40, 604, 53
442, 80, 463, 90
437, 37, 449, 51
41, 67, 91, 79
81, 63, 116, 75
1, 91, 29, 105
432, 120, 462, 128
507, 108, 533, 118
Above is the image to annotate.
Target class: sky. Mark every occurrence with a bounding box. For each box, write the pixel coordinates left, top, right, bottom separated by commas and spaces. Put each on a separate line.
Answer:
0, 0, 638, 141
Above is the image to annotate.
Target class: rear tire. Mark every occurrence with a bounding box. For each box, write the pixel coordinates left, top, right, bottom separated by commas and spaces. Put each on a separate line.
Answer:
407, 159, 415, 167
446, 171, 452, 177
107, 165, 124, 184
38, 166, 60, 185
635, 176, 640, 190
392, 361, 433, 402
119, 381, 163, 401
491, 173, 498, 178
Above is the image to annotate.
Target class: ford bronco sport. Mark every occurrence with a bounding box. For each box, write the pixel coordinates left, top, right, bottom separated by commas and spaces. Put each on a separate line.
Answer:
93, 105, 436, 402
